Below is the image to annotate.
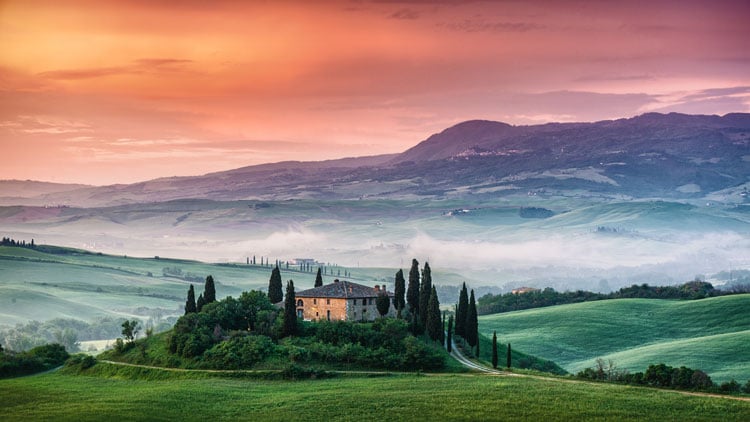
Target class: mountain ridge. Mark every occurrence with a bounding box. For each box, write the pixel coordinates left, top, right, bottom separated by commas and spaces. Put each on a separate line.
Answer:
2, 112, 749, 207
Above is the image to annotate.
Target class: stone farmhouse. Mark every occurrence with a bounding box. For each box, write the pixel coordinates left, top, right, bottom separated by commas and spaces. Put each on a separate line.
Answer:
295, 279, 395, 321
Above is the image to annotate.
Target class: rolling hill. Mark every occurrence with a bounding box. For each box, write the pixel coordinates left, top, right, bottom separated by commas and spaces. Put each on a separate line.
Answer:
478, 295, 750, 383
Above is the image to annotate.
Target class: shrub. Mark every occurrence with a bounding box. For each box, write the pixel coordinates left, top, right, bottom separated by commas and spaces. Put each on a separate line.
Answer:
202, 335, 276, 369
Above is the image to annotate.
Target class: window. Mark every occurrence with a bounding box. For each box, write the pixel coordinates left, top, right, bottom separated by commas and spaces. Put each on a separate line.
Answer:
316, 312, 319, 318
297, 309, 303, 318
362, 308, 367, 313
369, 298, 374, 305
353, 299, 357, 305
327, 310, 331, 320
313, 298, 317, 305
296, 299, 304, 307
326, 299, 330, 305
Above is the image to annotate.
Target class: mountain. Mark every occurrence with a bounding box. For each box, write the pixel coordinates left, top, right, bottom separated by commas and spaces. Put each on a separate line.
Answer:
0, 180, 91, 200
2, 112, 749, 207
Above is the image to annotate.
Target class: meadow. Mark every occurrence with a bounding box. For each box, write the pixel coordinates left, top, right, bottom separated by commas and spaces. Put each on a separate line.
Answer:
0, 245, 417, 328
479, 295, 750, 382
1, 367, 748, 421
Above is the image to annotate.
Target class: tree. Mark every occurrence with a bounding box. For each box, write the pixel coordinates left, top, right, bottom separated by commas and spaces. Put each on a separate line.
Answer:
418, 262, 433, 329
426, 286, 441, 342
492, 331, 498, 369
456, 283, 468, 338
121, 320, 139, 343
204, 275, 216, 304
446, 315, 453, 353
440, 312, 446, 347
406, 259, 420, 315
196, 293, 206, 312
394, 269, 406, 316
376, 292, 391, 317
268, 266, 283, 304
283, 280, 297, 337
314, 267, 323, 287
465, 290, 478, 349
185, 284, 197, 314
507, 343, 512, 369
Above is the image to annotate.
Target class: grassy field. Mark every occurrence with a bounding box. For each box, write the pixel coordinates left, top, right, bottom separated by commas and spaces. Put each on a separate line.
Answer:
0, 245, 408, 328
478, 295, 750, 383
1, 368, 748, 421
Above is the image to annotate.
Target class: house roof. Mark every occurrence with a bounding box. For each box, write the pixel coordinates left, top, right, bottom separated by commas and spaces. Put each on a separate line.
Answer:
296, 280, 391, 299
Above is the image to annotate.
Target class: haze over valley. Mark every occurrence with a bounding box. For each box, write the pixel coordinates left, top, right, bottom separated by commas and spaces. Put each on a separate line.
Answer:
2, 113, 749, 292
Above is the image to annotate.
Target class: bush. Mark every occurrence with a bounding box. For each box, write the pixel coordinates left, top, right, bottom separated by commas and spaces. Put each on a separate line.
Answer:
719, 379, 741, 393
0, 343, 69, 378
64, 354, 96, 371
202, 335, 276, 369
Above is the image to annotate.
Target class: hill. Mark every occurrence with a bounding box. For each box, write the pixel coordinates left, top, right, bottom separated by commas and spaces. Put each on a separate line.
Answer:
3, 112, 749, 207
1, 370, 748, 420
478, 295, 750, 383
0, 244, 403, 342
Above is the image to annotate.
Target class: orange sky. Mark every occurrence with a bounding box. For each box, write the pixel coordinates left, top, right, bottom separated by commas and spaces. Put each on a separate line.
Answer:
1, 0, 749, 185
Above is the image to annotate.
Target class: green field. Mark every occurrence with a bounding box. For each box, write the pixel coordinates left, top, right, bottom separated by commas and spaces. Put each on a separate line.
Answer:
478, 295, 750, 383
1, 368, 748, 421
0, 245, 414, 328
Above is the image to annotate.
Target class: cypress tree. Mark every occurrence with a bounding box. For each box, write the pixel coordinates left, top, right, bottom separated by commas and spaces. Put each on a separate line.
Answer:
196, 293, 205, 312
268, 266, 283, 304
283, 280, 297, 336
456, 283, 468, 338
394, 269, 405, 316
466, 289, 478, 348
185, 284, 197, 314
418, 262, 432, 329
507, 343, 512, 369
426, 286, 441, 342
406, 259, 420, 316
376, 292, 391, 317
440, 312, 446, 347
204, 275, 216, 304
446, 315, 453, 353
314, 267, 323, 287
492, 331, 498, 369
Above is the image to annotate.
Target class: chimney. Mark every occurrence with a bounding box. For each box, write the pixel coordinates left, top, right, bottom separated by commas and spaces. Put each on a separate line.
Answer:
334, 279, 340, 283
374, 285, 380, 292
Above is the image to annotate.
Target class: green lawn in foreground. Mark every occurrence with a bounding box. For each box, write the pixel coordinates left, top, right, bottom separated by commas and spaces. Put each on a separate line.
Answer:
1, 370, 748, 421
479, 295, 750, 383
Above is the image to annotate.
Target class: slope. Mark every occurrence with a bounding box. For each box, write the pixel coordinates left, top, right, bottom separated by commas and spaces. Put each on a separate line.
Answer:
478, 295, 750, 383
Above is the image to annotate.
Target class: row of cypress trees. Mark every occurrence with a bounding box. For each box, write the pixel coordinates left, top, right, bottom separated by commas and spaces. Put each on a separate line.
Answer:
184, 275, 217, 314
454, 282, 479, 354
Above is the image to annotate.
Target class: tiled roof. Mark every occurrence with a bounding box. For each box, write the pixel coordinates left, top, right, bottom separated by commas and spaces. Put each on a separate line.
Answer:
296, 280, 390, 299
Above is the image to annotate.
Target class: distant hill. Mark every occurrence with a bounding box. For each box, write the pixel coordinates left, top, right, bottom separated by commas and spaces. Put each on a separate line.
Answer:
478, 295, 750, 383
0, 180, 91, 202
2, 112, 749, 207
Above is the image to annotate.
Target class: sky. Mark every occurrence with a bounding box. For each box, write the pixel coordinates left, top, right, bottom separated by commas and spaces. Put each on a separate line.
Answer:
1, 0, 749, 185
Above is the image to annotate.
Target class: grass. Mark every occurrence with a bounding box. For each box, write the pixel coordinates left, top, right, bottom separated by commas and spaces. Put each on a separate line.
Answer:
479, 295, 750, 383
0, 245, 391, 328
1, 368, 748, 421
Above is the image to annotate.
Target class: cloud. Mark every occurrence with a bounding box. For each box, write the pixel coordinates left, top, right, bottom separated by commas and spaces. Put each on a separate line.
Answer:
437, 19, 542, 33
639, 86, 750, 114
389, 8, 420, 19
38, 58, 193, 80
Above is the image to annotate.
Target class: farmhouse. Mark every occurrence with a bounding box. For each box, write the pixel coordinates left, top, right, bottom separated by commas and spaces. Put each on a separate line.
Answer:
511, 287, 540, 295
295, 279, 395, 321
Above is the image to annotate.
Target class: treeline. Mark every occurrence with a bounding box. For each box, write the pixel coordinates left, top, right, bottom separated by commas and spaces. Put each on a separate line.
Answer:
477, 281, 724, 315
0, 317, 175, 353
1, 237, 35, 248
0, 343, 69, 378
577, 359, 750, 394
